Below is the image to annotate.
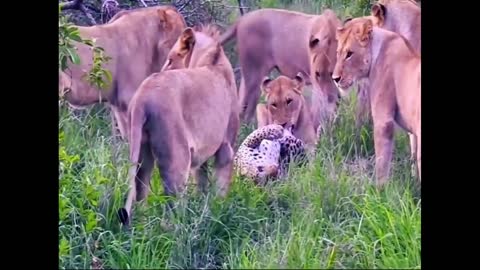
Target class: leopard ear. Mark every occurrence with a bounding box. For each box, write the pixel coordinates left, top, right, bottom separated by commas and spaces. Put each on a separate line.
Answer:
261, 76, 272, 94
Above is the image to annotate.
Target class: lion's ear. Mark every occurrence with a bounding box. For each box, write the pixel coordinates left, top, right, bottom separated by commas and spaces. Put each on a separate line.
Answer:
342, 17, 353, 25
362, 19, 373, 42
158, 9, 171, 29
179, 28, 196, 55
293, 72, 305, 94
309, 36, 319, 49
261, 77, 272, 94
336, 26, 345, 41
355, 19, 373, 46
371, 3, 386, 26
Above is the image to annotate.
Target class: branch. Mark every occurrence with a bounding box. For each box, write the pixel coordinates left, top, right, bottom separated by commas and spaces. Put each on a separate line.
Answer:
212, 3, 250, 13
138, 0, 148, 7
237, 0, 245, 15
176, 0, 194, 13
80, 5, 97, 25
60, 0, 97, 25
60, 0, 84, 10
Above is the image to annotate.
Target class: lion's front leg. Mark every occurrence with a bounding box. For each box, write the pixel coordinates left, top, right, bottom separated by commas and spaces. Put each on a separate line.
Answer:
371, 91, 396, 186
372, 119, 395, 187
408, 133, 418, 178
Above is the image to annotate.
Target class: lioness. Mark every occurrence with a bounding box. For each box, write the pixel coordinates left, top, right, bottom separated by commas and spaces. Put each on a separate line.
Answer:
59, 6, 187, 139
369, 0, 421, 167
332, 18, 421, 185
354, 0, 421, 172
220, 8, 341, 132
256, 73, 317, 155
370, 0, 420, 54
118, 25, 240, 226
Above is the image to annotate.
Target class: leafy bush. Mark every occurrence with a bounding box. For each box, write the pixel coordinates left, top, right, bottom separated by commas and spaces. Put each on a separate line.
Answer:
58, 5, 112, 90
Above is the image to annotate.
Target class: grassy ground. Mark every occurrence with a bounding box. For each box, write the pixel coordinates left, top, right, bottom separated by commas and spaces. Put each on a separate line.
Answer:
59, 1, 420, 269
59, 89, 421, 269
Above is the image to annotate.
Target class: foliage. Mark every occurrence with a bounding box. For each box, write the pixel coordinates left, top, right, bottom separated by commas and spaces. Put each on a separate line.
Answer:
59, 6, 84, 72
81, 39, 113, 90
59, 4, 112, 91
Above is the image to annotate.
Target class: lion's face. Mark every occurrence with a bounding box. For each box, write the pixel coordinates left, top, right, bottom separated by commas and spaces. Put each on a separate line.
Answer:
261, 74, 305, 131
332, 18, 373, 96
162, 26, 221, 72
308, 10, 341, 103
161, 28, 195, 71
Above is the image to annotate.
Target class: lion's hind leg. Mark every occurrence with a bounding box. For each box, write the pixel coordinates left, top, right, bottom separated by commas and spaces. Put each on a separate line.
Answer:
214, 142, 235, 197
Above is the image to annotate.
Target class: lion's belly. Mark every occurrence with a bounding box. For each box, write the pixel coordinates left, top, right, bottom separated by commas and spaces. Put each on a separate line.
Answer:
187, 121, 228, 169
185, 97, 232, 168
394, 63, 420, 134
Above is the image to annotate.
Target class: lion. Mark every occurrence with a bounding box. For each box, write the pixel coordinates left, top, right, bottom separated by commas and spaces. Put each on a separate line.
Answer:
220, 8, 341, 133
256, 73, 317, 156
332, 18, 421, 186
354, 0, 421, 170
59, 6, 187, 140
117, 25, 240, 226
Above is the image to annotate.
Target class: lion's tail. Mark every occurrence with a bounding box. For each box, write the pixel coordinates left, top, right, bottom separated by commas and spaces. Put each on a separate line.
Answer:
118, 101, 148, 225
219, 20, 239, 45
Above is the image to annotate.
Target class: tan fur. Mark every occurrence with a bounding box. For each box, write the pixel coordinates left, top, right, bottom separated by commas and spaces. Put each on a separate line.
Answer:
371, 0, 421, 169
332, 18, 421, 186
371, 0, 421, 53
256, 73, 316, 156
355, 0, 421, 173
220, 8, 341, 133
59, 6, 187, 139
118, 25, 240, 226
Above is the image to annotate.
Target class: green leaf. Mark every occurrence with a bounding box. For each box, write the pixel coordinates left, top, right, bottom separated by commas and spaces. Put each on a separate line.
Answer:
69, 32, 83, 43
85, 211, 98, 233
59, 237, 70, 256
103, 70, 113, 84
83, 39, 94, 47
60, 57, 68, 71
66, 47, 81, 65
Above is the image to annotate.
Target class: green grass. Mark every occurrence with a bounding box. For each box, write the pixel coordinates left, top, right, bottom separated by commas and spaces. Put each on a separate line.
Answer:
59, 88, 421, 269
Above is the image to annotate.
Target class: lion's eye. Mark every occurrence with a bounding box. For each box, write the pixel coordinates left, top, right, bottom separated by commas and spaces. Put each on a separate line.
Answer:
271, 103, 277, 108
346, 51, 354, 59
286, 98, 293, 105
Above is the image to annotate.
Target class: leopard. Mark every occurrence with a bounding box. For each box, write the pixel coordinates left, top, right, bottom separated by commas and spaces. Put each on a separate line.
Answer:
234, 124, 307, 185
